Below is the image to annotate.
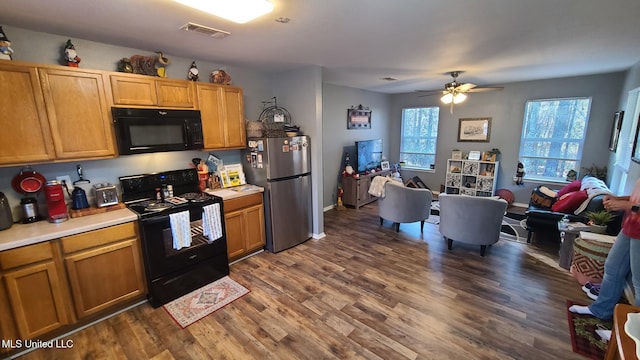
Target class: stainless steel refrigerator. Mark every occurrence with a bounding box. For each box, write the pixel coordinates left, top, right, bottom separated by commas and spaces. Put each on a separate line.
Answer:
244, 136, 312, 252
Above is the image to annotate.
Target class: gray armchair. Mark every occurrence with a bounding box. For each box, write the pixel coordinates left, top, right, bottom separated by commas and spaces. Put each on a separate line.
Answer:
438, 193, 508, 256
378, 182, 433, 232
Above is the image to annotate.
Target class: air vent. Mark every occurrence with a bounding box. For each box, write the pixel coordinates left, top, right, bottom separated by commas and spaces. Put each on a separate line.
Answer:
180, 22, 230, 38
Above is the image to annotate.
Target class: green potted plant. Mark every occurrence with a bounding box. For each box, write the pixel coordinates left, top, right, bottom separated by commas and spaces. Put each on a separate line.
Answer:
585, 210, 616, 234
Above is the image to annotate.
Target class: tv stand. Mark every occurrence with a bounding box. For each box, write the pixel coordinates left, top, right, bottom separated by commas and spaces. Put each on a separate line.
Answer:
341, 171, 390, 209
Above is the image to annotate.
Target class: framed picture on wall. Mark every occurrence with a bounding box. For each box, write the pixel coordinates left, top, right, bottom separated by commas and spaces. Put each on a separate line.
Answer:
609, 111, 624, 152
347, 105, 371, 129
458, 118, 491, 142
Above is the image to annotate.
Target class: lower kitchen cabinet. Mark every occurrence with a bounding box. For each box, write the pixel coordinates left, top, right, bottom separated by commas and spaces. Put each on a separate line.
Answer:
0, 242, 70, 339
224, 193, 266, 262
61, 222, 146, 319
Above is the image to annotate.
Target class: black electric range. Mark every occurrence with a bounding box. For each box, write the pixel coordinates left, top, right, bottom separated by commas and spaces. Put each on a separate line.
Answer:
119, 168, 229, 307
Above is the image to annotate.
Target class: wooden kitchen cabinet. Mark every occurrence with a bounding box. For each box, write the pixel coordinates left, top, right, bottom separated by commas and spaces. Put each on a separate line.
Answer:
109, 73, 196, 108
0, 61, 55, 165
224, 193, 266, 262
39, 67, 116, 159
0, 275, 18, 354
61, 222, 146, 319
0, 242, 70, 339
196, 83, 246, 149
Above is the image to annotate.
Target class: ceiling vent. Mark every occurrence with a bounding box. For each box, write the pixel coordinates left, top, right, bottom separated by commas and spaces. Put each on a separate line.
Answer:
180, 22, 230, 38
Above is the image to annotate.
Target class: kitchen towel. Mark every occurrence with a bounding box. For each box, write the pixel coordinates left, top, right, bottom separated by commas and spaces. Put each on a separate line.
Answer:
202, 203, 223, 241
170, 211, 192, 250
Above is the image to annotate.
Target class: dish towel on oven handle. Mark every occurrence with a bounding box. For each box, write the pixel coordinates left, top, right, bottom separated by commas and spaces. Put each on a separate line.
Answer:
202, 203, 223, 241
169, 211, 192, 250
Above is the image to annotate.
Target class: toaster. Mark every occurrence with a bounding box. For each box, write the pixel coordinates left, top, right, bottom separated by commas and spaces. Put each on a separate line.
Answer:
93, 183, 119, 207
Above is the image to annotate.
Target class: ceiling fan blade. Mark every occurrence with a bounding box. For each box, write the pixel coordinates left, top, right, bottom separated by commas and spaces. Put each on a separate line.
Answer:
456, 83, 477, 92
466, 86, 504, 93
415, 90, 447, 97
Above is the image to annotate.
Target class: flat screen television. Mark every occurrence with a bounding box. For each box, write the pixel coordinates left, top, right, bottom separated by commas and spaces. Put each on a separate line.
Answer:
356, 139, 383, 173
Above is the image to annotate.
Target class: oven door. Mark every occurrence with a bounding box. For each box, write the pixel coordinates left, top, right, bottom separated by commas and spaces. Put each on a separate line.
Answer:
139, 202, 228, 280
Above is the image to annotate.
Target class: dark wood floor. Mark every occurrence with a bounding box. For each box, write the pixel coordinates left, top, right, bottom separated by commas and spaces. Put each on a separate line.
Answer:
16, 203, 589, 359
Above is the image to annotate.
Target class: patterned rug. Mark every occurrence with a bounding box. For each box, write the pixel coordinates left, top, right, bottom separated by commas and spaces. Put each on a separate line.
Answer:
426, 214, 528, 244
566, 300, 612, 360
163, 276, 250, 328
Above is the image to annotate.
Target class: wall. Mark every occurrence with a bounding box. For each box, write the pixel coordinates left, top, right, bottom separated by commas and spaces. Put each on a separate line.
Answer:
390, 72, 625, 204
321, 84, 391, 208
0, 25, 274, 221
268, 66, 325, 236
611, 59, 640, 195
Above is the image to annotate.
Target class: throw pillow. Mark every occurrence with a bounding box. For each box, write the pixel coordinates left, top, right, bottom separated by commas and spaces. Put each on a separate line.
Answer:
551, 190, 588, 213
557, 180, 582, 198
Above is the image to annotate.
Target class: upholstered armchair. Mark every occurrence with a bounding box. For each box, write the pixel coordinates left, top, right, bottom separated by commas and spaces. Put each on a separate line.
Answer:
378, 182, 433, 232
438, 193, 508, 256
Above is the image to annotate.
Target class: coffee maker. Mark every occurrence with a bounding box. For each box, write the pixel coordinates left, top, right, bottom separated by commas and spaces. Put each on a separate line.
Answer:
44, 180, 68, 223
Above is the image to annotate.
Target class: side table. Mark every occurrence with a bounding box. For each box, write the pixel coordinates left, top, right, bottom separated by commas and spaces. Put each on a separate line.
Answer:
558, 221, 590, 270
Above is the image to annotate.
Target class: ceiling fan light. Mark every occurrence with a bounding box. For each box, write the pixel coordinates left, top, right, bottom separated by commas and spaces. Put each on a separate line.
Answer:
453, 93, 467, 104
440, 93, 453, 104
174, 0, 273, 24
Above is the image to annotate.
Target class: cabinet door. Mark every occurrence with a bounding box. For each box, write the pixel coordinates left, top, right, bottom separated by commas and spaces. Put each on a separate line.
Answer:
40, 68, 116, 159
197, 83, 226, 149
64, 239, 145, 319
222, 86, 245, 148
244, 204, 266, 253
3, 262, 69, 338
109, 74, 157, 106
225, 210, 246, 261
156, 79, 195, 108
358, 176, 372, 203
0, 63, 55, 164
0, 276, 17, 354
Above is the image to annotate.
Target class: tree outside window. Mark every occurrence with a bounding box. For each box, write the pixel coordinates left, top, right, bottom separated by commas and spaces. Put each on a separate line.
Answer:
400, 107, 439, 170
519, 98, 591, 182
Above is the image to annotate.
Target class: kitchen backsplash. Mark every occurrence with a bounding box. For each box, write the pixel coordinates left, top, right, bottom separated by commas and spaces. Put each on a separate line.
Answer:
0, 150, 242, 222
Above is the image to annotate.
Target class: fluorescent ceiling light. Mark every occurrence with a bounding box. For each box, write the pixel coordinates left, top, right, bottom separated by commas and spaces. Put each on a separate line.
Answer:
174, 0, 274, 24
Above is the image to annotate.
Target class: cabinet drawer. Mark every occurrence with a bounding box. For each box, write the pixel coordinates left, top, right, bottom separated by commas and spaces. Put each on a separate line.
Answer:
61, 222, 138, 254
223, 193, 263, 213
0, 242, 53, 270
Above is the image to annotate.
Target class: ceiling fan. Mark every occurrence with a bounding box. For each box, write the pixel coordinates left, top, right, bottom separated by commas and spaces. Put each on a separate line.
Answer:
416, 71, 503, 113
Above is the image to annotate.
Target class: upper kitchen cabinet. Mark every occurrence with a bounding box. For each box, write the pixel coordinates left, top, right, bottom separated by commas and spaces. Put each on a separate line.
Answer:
0, 62, 55, 165
197, 83, 246, 149
109, 73, 196, 108
39, 67, 116, 159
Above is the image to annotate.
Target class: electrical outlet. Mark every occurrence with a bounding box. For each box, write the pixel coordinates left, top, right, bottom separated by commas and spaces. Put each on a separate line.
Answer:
56, 175, 72, 188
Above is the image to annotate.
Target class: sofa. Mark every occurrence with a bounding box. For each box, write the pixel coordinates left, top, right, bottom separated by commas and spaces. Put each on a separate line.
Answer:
525, 176, 623, 243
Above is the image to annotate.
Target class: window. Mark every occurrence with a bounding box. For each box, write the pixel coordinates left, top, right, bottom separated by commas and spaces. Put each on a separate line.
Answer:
519, 97, 592, 182
400, 107, 439, 170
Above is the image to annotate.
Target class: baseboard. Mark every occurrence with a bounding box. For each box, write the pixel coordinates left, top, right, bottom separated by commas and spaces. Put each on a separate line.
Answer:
313, 232, 326, 239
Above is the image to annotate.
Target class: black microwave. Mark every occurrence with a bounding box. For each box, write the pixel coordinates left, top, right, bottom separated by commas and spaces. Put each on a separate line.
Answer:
112, 108, 204, 155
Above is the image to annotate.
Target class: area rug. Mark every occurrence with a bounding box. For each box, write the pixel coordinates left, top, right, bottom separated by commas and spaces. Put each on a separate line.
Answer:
163, 276, 250, 328
566, 300, 612, 360
426, 214, 528, 243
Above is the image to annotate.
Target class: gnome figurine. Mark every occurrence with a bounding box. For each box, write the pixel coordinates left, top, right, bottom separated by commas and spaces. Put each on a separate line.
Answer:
64, 39, 81, 67
188, 61, 199, 81
0, 27, 14, 60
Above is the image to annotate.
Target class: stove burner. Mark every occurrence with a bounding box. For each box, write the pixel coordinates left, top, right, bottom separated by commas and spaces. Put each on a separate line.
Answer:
180, 192, 211, 202
144, 202, 173, 212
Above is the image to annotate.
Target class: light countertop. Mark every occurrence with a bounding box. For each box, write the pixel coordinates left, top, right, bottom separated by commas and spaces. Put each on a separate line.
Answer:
0, 208, 138, 252
0, 186, 264, 252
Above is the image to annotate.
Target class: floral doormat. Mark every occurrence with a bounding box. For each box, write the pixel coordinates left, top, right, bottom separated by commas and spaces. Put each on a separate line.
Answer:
566, 300, 612, 360
163, 276, 250, 328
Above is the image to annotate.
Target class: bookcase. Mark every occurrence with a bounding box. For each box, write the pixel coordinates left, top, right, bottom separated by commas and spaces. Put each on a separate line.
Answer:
444, 159, 498, 196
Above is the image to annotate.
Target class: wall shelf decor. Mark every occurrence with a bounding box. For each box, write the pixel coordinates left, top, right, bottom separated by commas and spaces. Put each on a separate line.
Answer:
347, 104, 371, 129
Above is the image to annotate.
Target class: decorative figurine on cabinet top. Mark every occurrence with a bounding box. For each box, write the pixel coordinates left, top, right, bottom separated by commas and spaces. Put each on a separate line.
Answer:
155, 51, 170, 77
188, 61, 199, 81
210, 69, 231, 85
64, 39, 81, 67
0, 27, 13, 60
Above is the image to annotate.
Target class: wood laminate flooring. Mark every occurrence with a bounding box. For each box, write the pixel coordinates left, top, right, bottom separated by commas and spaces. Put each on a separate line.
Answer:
15, 204, 589, 360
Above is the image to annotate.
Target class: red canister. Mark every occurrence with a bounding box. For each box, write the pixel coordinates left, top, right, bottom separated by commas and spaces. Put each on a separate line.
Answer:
44, 180, 68, 223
